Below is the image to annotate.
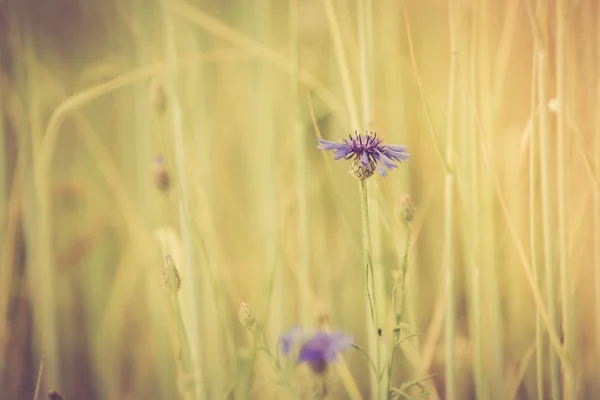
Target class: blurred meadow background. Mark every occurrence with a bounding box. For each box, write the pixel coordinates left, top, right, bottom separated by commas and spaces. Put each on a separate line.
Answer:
1, 0, 600, 398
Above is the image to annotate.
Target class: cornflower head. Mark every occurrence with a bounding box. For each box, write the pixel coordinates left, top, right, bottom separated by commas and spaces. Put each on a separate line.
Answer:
317, 130, 410, 180
279, 326, 353, 375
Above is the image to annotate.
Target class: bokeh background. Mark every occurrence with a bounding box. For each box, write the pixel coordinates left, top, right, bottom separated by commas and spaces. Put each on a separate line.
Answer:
1, 0, 599, 398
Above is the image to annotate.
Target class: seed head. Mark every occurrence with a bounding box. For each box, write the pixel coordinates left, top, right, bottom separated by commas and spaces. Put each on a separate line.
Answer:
316, 303, 331, 329
398, 194, 416, 223
238, 302, 257, 331
349, 158, 376, 180
163, 254, 181, 293
149, 78, 168, 116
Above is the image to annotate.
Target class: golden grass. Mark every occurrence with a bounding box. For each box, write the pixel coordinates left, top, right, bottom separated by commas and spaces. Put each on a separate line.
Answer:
1, 0, 598, 399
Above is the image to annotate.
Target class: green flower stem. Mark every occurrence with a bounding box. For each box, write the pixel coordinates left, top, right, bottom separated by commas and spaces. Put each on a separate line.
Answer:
254, 331, 300, 400
360, 180, 377, 329
359, 179, 381, 398
387, 221, 411, 396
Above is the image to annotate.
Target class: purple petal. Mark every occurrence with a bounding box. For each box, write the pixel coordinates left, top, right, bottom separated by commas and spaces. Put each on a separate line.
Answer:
298, 332, 330, 363
383, 144, 410, 162
280, 326, 304, 355
317, 138, 346, 151
324, 332, 354, 360
360, 152, 370, 168
378, 151, 399, 170
370, 153, 386, 177
333, 147, 354, 160
317, 138, 354, 160
377, 160, 387, 177
297, 331, 354, 363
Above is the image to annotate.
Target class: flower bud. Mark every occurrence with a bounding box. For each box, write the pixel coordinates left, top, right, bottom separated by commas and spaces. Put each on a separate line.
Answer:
149, 78, 168, 116
162, 254, 181, 293
398, 194, 416, 223
48, 391, 64, 400
238, 302, 257, 331
153, 156, 170, 192
349, 158, 376, 180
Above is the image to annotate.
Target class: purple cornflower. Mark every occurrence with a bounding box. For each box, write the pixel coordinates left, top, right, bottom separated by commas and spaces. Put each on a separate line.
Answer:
280, 326, 354, 374
317, 131, 410, 179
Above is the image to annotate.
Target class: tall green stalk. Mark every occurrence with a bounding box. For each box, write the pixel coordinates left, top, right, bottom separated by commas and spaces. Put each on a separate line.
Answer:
538, 49, 561, 400
444, 1, 457, 398
25, 28, 60, 391
290, 0, 311, 326
357, 0, 386, 396
249, 3, 283, 384
477, 1, 504, 395
595, 0, 600, 387
382, 0, 417, 364
528, 1, 561, 396
359, 179, 380, 399
387, 220, 411, 397
555, 0, 574, 397
528, 52, 544, 400
0, 40, 6, 322
323, 0, 359, 128
0, 51, 5, 230
465, 11, 486, 398
160, 0, 202, 397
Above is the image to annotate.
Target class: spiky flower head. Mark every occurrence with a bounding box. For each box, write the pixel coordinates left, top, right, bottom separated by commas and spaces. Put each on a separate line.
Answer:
317, 131, 410, 179
280, 326, 353, 375
238, 302, 257, 331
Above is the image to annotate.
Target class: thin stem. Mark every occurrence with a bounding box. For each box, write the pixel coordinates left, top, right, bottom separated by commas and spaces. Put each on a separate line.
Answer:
528, 47, 544, 400
290, 0, 311, 326
445, 0, 457, 398
255, 332, 300, 400
160, 0, 203, 397
443, 174, 456, 400
360, 180, 377, 329
465, 9, 486, 398
322, 0, 359, 127
402, 5, 449, 173
477, 0, 505, 393
387, 222, 412, 396
528, 0, 561, 396
595, 0, 600, 384
556, 0, 574, 397
28, 32, 60, 390
357, 0, 385, 396
352, 343, 379, 377
33, 358, 44, 400
358, 0, 373, 129
359, 179, 380, 399
538, 49, 562, 400
400, 223, 411, 321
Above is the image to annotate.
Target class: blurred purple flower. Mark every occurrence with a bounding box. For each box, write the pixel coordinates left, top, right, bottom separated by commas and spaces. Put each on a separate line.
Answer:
280, 326, 354, 374
317, 131, 410, 179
